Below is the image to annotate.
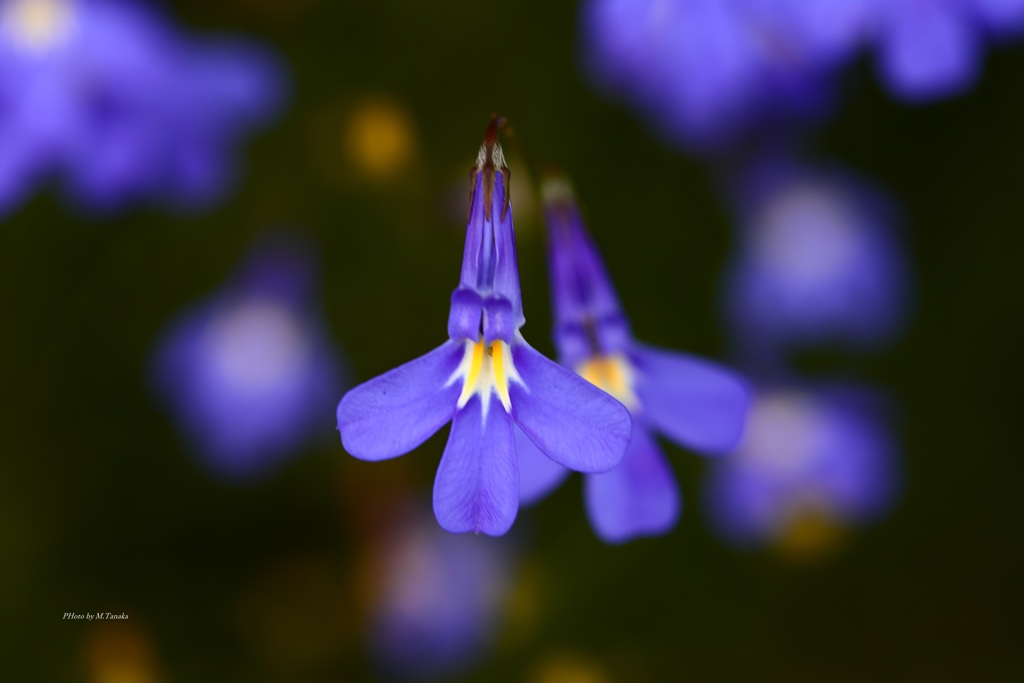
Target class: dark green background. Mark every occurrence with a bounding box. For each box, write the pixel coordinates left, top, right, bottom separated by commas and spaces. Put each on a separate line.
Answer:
3, 1, 1022, 680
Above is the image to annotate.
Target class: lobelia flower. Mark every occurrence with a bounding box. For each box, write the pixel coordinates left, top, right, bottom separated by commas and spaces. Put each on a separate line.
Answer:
153, 235, 344, 482
704, 383, 899, 554
515, 173, 750, 544
0, 0, 282, 215
336, 119, 632, 537
723, 156, 908, 355
369, 512, 513, 681
581, 0, 867, 150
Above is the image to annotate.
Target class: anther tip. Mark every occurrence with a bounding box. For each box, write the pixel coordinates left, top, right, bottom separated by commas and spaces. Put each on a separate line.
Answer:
484, 114, 504, 146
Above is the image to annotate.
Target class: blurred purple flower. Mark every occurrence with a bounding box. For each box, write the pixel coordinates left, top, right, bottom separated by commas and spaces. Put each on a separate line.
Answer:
704, 383, 899, 549
337, 120, 632, 537
370, 515, 513, 681
582, 0, 1024, 145
724, 157, 909, 354
872, 0, 1024, 101
0, 0, 283, 214
153, 236, 343, 482
581, 0, 865, 150
515, 173, 749, 544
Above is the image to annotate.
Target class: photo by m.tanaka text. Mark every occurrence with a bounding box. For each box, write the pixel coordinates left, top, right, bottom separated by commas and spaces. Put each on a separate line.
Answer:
62, 612, 128, 621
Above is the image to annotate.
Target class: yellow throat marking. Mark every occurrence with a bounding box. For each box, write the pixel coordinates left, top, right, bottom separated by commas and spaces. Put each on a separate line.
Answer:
576, 354, 638, 410
451, 339, 518, 418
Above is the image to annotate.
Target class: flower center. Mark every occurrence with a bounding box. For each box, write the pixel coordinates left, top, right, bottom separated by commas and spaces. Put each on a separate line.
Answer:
755, 183, 859, 285
2, 0, 74, 52
203, 301, 312, 393
738, 391, 822, 473
451, 339, 520, 417
576, 354, 638, 410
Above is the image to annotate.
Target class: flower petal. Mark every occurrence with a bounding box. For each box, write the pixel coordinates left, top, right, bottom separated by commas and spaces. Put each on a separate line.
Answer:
514, 426, 571, 505
584, 427, 680, 544
337, 341, 463, 461
509, 340, 631, 473
703, 464, 779, 546
970, 0, 1024, 33
433, 397, 518, 536
631, 343, 749, 455
0, 124, 41, 215
878, 1, 978, 101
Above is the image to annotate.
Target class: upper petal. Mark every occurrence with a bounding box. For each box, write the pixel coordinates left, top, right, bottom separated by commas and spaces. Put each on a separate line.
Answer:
514, 425, 571, 505
337, 341, 463, 461
631, 343, 750, 455
509, 340, 631, 473
433, 397, 518, 536
584, 427, 681, 544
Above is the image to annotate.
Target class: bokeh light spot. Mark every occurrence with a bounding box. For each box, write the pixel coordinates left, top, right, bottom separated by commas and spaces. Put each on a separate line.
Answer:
81, 621, 160, 683
344, 97, 417, 181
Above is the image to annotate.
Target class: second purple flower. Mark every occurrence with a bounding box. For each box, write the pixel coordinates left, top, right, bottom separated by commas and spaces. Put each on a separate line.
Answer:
517, 172, 750, 544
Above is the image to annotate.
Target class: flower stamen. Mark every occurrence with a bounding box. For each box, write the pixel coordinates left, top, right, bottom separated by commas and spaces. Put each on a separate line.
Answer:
451, 339, 517, 418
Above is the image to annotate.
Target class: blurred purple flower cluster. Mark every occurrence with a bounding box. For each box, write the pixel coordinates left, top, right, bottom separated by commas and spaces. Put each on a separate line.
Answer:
0, 0, 283, 214
707, 155, 910, 552
583, 0, 1024, 149
723, 157, 909, 355
153, 236, 344, 482
705, 383, 899, 551
369, 513, 513, 680
582, 0, 923, 552
873, 0, 1024, 101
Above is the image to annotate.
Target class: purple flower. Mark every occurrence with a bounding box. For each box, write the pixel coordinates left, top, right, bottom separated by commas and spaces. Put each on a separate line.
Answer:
370, 513, 513, 680
336, 120, 632, 537
724, 157, 908, 354
515, 173, 750, 544
581, 0, 860, 150
746, 0, 879, 64
153, 236, 343, 482
582, 0, 1024, 143
965, 0, 1024, 32
0, 0, 283, 214
871, 0, 1024, 101
704, 383, 899, 551
874, 0, 981, 101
